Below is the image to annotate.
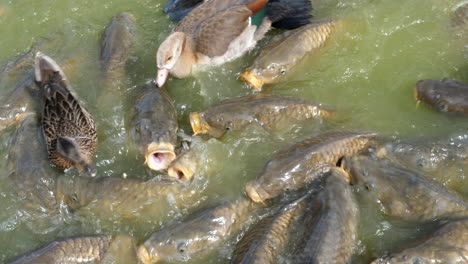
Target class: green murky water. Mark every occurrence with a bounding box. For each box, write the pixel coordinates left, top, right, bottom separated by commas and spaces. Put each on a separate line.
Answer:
0, 0, 467, 263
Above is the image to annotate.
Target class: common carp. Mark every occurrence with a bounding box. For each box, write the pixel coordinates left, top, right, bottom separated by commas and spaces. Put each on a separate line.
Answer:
137, 199, 259, 263
230, 193, 312, 264
451, 2, 468, 36
245, 131, 378, 203
167, 148, 198, 182
128, 83, 178, 171
415, 79, 468, 114
342, 155, 468, 222
7, 235, 137, 264
375, 136, 468, 174
99, 12, 137, 90
56, 176, 187, 217
295, 167, 358, 264
240, 20, 335, 91
6, 113, 61, 229
372, 219, 468, 264
190, 94, 334, 138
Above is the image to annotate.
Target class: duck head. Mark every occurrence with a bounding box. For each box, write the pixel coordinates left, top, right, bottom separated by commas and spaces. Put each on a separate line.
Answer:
56, 136, 97, 177
156, 32, 193, 87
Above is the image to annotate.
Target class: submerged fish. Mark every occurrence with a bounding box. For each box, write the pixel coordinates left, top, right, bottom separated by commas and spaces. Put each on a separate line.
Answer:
245, 131, 378, 203
6, 113, 61, 225
375, 136, 468, 174
99, 12, 137, 89
190, 94, 334, 138
56, 176, 187, 217
137, 199, 258, 263
372, 219, 468, 264
231, 193, 312, 264
240, 20, 335, 91
163, 0, 202, 21
415, 79, 468, 114
128, 83, 178, 171
167, 149, 198, 182
7, 235, 137, 264
342, 155, 468, 222
451, 2, 468, 36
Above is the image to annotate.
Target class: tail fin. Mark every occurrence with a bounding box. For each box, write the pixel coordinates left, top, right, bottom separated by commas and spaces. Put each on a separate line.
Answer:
267, 0, 313, 29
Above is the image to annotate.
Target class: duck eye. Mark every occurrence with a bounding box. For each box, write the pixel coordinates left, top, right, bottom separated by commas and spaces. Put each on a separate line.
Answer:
167, 56, 173, 61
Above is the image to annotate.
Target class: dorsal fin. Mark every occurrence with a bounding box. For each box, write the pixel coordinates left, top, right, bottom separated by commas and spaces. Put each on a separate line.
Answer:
246, 0, 268, 15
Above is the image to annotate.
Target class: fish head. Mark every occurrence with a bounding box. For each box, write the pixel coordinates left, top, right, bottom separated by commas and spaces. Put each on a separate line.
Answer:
189, 112, 226, 138
383, 141, 446, 173
341, 155, 385, 199
415, 79, 468, 113
138, 227, 214, 263
56, 176, 94, 211
240, 63, 289, 91
245, 159, 300, 203
156, 32, 185, 87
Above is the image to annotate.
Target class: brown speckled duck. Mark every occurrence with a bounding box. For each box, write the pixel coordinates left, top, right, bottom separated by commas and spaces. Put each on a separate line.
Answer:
34, 53, 97, 176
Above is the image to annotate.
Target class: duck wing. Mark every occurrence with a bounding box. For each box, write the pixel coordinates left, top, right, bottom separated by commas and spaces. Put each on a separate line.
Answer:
193, 6, 252, 58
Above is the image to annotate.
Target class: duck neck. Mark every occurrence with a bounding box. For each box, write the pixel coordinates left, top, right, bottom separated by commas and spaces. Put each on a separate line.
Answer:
171, 35, 196, 78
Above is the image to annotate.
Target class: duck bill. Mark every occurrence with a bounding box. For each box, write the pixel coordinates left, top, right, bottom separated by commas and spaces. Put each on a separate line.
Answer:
239, 69, 264, 91
156, 68, 169, 88
137, 245, 159, 264
144, 142, 176, 171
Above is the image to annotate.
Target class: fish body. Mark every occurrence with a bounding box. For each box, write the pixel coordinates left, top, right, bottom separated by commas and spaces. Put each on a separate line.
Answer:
128, 83, 178, 171
245, 131, 378, 202
415, 79, 468, 114
190, 93, 334, 138
372, 219, 468, 264
295, 167, 358, 264
342, 155, 468, 222
451, 2, 468, 37
7, 113, 60, 221
99, 12, 137, 89
7, 235, 137, 264
137, 199, 257, 263
56, 176, 184, 217
240, 20, 335, 90
231, 193, 312, 264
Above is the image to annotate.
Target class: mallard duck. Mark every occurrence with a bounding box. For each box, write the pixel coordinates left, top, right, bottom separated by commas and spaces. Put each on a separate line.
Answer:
156, 0, 313, 87
35, 53, 97, 176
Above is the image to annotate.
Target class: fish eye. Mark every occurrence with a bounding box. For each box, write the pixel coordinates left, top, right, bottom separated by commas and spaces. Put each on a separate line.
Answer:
364, 181, 374, 191
416, 158, 427, 168
438, 102, 448, 112
177, 242, 188, 254
71, 193, 78, 202
225, 121, 232, 130
279, 66, 286, 75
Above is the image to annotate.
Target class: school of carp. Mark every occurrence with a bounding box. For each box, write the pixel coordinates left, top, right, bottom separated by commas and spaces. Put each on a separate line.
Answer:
0, 0, 467, 263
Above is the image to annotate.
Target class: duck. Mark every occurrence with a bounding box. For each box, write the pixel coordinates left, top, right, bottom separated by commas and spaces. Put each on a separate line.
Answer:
163, 0, 203, 21
156, 0, 313, 87
34, 53, 98, 177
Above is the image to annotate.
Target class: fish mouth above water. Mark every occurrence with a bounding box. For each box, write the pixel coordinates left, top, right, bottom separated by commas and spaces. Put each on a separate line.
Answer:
239, 69, 264, 91
145, 142, 176, 171
137, 245, 159, 264
168, 163, 194, 182
245, 181, 271, 203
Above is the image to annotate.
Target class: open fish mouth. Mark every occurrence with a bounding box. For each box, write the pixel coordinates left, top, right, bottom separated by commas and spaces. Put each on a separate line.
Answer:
168, 163, 195, 182
137, 245, 159, 264
145, 142, 176, 171
239, 69, 264, 91
245, 181, 271, 203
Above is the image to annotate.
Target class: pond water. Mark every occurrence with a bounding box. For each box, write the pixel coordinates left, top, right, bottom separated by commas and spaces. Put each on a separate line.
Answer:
0, 0, 467, 263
